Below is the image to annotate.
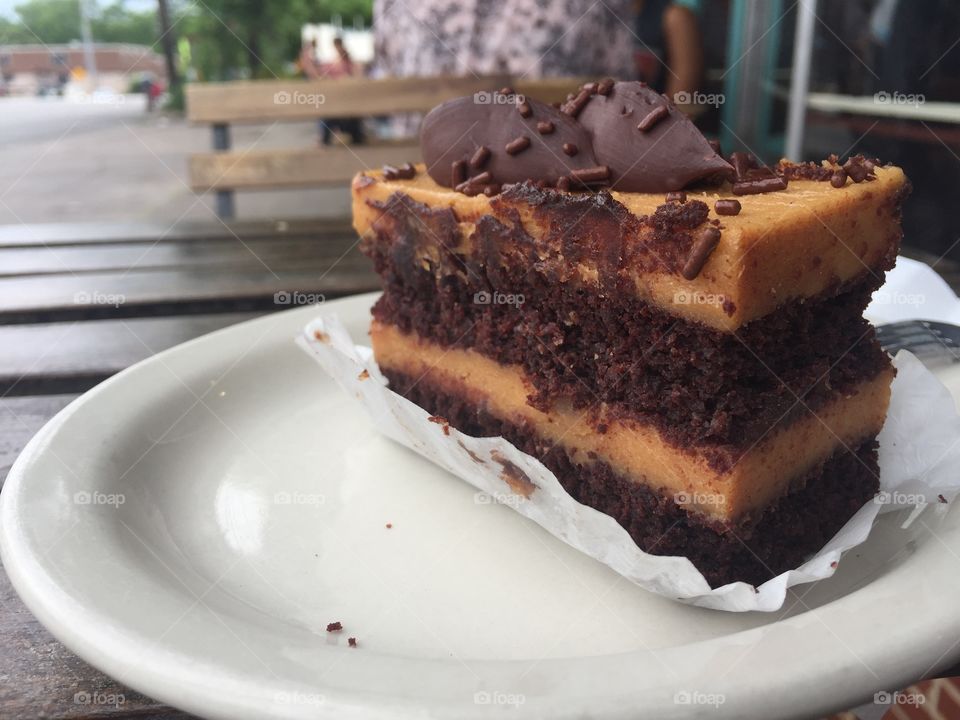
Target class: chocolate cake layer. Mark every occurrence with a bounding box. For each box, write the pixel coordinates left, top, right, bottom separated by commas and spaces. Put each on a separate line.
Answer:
366, 229, 890, 449
373, 321, 890, 521
382, 367, 879, 588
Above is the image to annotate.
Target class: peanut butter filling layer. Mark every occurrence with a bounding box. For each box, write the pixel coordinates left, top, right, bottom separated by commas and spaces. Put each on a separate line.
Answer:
353, 165, 907, 332
372, 320, 892, 523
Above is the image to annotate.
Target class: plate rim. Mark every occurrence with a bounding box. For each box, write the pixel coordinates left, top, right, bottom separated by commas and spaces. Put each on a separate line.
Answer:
3, 293, 960, 720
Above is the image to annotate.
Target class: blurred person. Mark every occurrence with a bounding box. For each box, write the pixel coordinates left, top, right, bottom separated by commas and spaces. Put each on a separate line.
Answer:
373, 0, 638, 134
303, 35, 367, 147
300, 38, 322, 80
374, 0, 637, 78
634, 0, 704, 103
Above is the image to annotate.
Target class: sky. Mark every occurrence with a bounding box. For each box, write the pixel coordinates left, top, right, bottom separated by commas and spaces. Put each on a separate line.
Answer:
0, 0, 158, 21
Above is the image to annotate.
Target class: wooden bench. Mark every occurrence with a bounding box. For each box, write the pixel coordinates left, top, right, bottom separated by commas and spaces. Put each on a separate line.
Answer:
185, 75, 584, 218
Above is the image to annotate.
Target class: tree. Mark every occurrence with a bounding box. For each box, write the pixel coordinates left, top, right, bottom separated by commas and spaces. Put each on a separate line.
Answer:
1, 0, 158, 46
92, 3, 158, 46
14, 0, 82, 44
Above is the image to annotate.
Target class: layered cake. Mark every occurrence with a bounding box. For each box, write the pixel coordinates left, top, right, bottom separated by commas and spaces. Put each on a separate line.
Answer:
354, 81, 909, 587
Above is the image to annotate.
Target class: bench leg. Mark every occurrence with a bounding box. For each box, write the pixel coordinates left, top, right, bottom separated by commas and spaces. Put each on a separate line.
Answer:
216, 190, 235, 219
212, 123, 235, 220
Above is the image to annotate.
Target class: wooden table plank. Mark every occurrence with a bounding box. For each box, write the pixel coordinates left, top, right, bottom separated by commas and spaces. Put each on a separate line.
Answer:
0, 258, 377, 324
0, 396, 195, 719
0, 219, 354, 248
0, 313, 259, 396
0, 237, 358, 277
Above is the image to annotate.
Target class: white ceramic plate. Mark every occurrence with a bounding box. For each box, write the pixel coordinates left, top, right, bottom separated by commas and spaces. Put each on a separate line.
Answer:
3, 292, 960, 720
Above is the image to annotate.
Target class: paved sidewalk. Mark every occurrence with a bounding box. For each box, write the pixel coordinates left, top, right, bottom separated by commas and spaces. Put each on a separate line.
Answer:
0, 96, 352, 230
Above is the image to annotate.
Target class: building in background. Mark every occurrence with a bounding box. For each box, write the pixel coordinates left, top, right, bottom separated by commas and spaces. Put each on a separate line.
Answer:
0, 43, 166, 96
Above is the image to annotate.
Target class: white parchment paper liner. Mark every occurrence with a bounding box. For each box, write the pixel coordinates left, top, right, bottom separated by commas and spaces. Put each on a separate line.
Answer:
297, 258, 960, 612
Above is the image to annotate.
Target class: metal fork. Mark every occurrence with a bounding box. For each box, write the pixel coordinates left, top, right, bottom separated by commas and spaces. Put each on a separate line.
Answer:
876, 320, 960, 368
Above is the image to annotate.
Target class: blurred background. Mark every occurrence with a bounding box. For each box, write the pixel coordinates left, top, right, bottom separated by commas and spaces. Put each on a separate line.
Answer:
0, 0, 958, 257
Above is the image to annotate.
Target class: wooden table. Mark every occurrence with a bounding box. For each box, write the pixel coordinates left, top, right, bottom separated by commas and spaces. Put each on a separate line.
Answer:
0, 224, 957, 719
0, 219, 377, 719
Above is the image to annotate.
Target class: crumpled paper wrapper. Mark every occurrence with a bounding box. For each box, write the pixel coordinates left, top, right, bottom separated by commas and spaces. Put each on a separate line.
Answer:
296, 258, 960, 612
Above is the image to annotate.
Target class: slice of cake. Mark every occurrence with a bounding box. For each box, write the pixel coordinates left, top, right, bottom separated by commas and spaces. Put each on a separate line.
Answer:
354, 81, 909, 587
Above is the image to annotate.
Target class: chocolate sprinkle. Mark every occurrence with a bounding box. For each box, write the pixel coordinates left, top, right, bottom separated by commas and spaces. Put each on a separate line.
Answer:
730, 151, 755, 181
470, 170, 492, 185
597, 78, 615, 96
482, 184, 502, 196
570, 165, 611, 184
384, 163, 415, 180
732, 176, 788, 195
326, 621, 343, 632
843, 156, 872, 183
666, 191, 686, 203
348, 637, 358, 647
451, 159, 466, 186
562, 88, 593, 117
505, 136, 531, 155
499, 86, 514, 95
517, 99, 532, 118
830, 169, 847, 188
537, 120, 555, 134
636, 105, 668, 132
556, 176, 571, 191
714, 198, 741, 215
470, 145, 491, 169
562, 142, 578, 156
681, 225, 722, 279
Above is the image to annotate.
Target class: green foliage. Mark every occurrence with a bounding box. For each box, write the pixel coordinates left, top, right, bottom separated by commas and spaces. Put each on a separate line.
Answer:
92, 3, 158, 45
14, 0, 82, 44
0, 0, 157, 46
0, 17, 33, 44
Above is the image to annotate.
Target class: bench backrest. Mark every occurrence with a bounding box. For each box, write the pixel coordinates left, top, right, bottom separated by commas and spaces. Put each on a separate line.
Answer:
185, 75, 586, 210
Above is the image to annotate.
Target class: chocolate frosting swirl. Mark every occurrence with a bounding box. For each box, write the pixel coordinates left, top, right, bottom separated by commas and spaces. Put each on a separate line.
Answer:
420, 81, 733, 193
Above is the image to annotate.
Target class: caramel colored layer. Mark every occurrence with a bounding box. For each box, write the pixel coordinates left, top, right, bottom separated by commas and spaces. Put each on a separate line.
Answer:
353, 165, 906, 331
372, 321, 892, 522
